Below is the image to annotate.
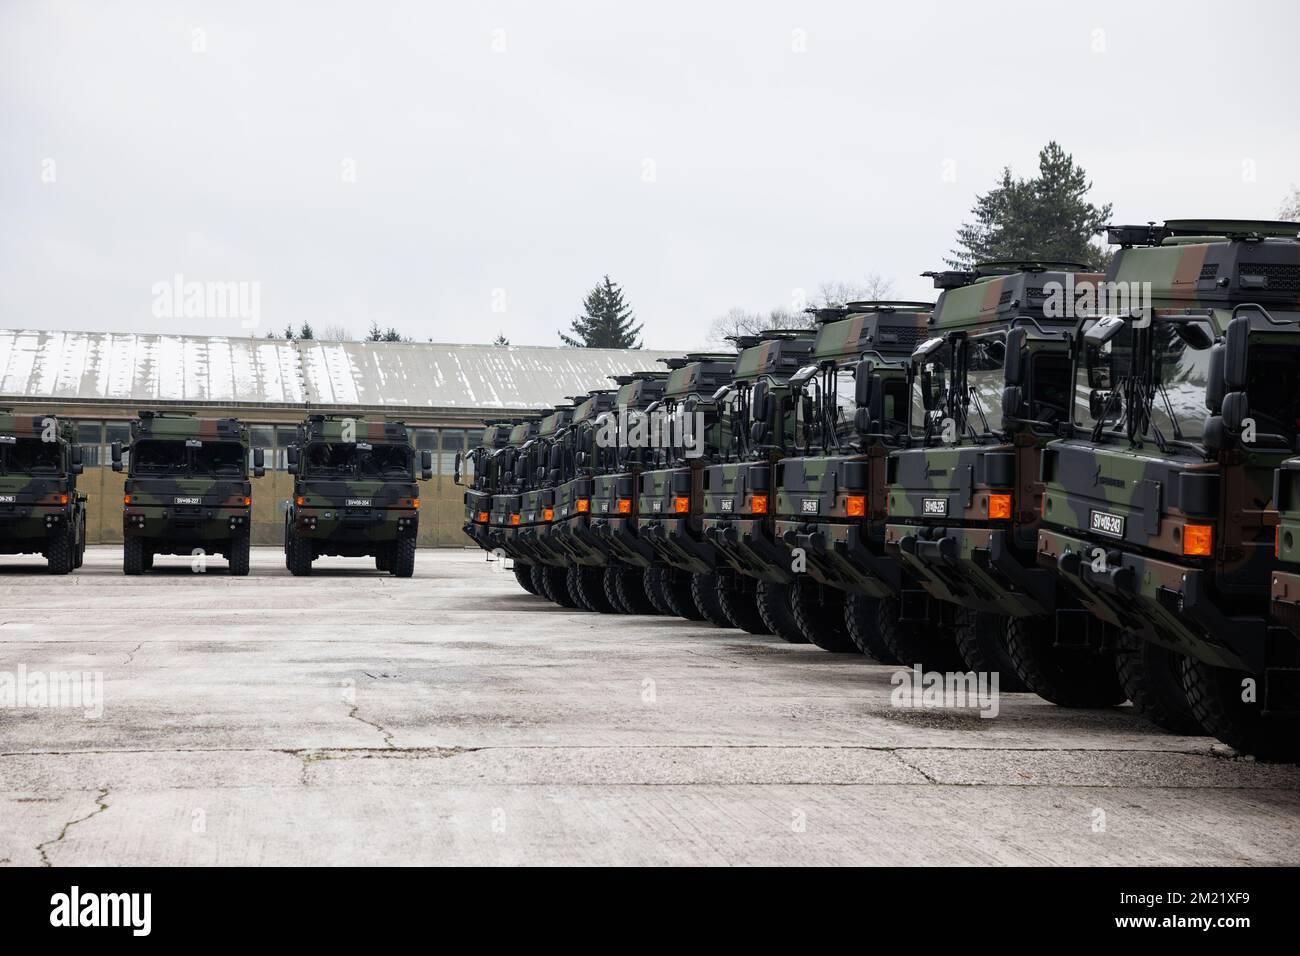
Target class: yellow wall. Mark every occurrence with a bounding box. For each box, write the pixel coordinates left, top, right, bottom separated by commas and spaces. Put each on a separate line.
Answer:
79, 467, 470, 548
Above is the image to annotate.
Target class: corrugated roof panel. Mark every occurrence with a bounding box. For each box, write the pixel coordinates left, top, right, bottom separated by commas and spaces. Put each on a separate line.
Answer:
0, 329, 681, 411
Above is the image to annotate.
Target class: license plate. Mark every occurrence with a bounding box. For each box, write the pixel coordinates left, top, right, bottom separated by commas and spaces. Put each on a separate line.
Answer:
1090, 509, 1125, 538
0, 495, 14, 503
652, 500, 663, 513
174, 496, 201, 505
801, 499, 818, 514
922, 497, 948, 516
345, 499, 372, 507
721, 498, 734, 512
599, 500, 609, 512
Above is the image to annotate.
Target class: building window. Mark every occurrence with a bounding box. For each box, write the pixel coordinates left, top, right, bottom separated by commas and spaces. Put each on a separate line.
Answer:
75, 421, 102, 467
439, 429, 465, 475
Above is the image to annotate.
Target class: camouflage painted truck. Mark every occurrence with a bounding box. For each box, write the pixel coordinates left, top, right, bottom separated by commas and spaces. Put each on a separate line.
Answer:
697, 332, 821, 637
584, 371, 672, 614
283, 415, 432, 577
882, 264, 1113, 693
510, 405, 576, 595
636, 354, 738, 620
542, 389, 621, 608
487, 417, 541, 576
1039, 220, 1300, 755
770, 302, 933, 659
112, 411, 263, 575
0, 411, 86, 573
459, 420, 516, 554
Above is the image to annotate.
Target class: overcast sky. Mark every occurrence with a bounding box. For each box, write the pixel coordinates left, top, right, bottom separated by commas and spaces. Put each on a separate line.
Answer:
2, 0, 1297, 350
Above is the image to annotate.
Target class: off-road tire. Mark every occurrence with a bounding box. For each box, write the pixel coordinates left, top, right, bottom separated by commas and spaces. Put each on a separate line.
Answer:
642, 566, 675, 616
1004, 615, 1125, 707
286, 529, 313, 577
602, 566, 631, 612
390, 537, 416, 578
547, 566, 578, 608
843, 593, 897, 662
660, 567, 705, 621
718, 578, 770, 634
876, 596, 965, 670
515, 562, 539, 595
1113, 631, 1202, 734
756, 579, 807, 644
47, 522, 76, 575
228, 532, 251, 577
1181, 657, 1297, 759
953, 608, 1028, 691
376, 549, 392, 573
691, 573, 735, 628
789, 578, 856, 652
74, 513, 86, 568
142, 549, 154, 571
123, 535, 145, 576
613, 565, 658, 614
531, 563, 551, 599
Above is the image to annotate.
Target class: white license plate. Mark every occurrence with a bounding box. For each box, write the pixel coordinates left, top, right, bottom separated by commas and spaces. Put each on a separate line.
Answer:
721, 498, 734, 512
174, 496, 201, 505
1090, 509, 1125, 538
922, 497, 948, 516
801, 499, 818, 514
345, 499, 372, 507
652, 500, 663, 513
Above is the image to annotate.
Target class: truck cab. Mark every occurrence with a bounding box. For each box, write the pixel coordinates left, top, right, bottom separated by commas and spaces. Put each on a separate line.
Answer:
0, 410, 86, 574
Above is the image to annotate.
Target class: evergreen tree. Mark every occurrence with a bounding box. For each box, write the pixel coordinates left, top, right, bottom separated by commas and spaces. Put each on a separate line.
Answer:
493, 333, 510, 346
560, 275, 642, 348
282, 324, 297, 341
365, 321, 404, 342
299, 322, 315, 340
947, 142, 1113, 270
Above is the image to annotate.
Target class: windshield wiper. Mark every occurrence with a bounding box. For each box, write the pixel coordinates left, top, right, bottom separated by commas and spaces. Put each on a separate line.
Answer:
967, 387, 995, 441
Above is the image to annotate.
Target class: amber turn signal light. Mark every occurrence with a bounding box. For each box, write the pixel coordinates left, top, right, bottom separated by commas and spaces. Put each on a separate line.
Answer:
123, 494, 131, 505
478, 511, 489, 523
617, 499, 632, 514
244, 496, 252, 507
845, 495, 865, 518
750, 494, 768, 515
296, 495, 304, 506
542, 507, 554, 522
988, 493, 1012, 520
412, 498, 420, 509
673, 496, 689, 514
1183, 524, 1213, 557
510, 513, 521, 526
576, 498, 590, 513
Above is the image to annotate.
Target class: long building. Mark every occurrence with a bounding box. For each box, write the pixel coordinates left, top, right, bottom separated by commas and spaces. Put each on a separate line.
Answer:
0, 329, 681, 546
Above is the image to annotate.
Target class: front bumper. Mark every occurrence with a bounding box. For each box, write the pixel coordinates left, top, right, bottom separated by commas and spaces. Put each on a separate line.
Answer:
126, 506, 252, 541
774, 518, 899, 598
637, 515, 715, 575
701, 515, 788, 583
291, 507, 417, 542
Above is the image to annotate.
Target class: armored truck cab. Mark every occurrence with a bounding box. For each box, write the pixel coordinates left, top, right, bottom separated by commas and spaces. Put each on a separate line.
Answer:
1038, 220, 1300, 754
488, 418, 540, 562
113, 411, 263, 576
514, 405, 575, 574
460, 420, 516, 552
0, 411, 86, 573
284, 415, 431, 577
698, 332, 818, 636
770, 302, 931, 657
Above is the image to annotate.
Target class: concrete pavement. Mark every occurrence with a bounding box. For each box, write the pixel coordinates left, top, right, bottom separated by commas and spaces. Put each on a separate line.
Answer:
2, 547, 1298, 865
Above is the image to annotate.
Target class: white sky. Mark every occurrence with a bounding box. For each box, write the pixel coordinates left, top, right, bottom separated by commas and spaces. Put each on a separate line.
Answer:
2, 0, 1297, 350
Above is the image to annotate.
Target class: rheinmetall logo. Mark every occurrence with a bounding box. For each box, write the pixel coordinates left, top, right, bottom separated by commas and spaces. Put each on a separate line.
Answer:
1090, 509, 1125, 538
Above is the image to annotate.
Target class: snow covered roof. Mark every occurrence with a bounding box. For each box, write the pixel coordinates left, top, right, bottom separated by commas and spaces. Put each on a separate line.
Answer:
0, 330, 682, 412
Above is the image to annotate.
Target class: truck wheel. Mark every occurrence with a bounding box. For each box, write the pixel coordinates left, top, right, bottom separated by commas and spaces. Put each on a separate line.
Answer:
73, 512, 86, 568
718, 577, 770, 634
642, 566, 675, 616
789, 578, 856, 652
142, 549, 154, 571
571, 565, 613, 612
843, 594, 897, 663
953, 608, 1028, 691
614, 566, 658, 614
286, 529, 313, 577
1113, 631, 1202, 734
756, 580, 806, 644
47, 522, 76, 575
660, 568, 705, 621
1004, 615, 1125, 707
546, 566, 578, 608
123, 535, 145, 576
691, 573, 735, 627
390, 538, 416, 578
876, 596, 965, 670
603, 566, 631, 612
530, 563, 550, 599
228, 533, 251, 577
1181, 657, 1297, 758
376, 548, 393, 572
515, 562, 539, 594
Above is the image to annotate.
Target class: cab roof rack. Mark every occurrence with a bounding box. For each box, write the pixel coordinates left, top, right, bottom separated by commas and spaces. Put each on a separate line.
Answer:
1104, 219, 1300, 247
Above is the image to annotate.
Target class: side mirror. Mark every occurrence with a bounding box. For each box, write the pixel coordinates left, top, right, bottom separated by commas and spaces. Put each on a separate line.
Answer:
110, 441, 123, 473
71, 444, 83, 475
854, 407, 872, 435
422, 450, 434, 481
1003, 328, 1027, 386
854, 359, 873, 407
252, 447, 265, 478
1002, 385, 1024, 419
1222, 391, 1249, 432
1084, 315, 1127, 347
750, 421, 768, 445
1205, 343, 1225, 413
549, 446, 562, 469
751, 381, 769, 423
1224, 315, 1249, 391
287, 445, 299, 475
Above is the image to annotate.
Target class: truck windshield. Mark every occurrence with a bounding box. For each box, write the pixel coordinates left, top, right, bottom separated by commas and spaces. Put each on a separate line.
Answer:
1147, 320, 1214, 444
132, 439, 245, 476
0, 438, 62, 475
964, 335, 1005, 439
306, 441, 412, 478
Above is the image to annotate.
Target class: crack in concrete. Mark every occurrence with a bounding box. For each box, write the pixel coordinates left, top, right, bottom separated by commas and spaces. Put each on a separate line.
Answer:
35, 786, 109, 866
122, 642, 143, 665
346, 704, 396, 749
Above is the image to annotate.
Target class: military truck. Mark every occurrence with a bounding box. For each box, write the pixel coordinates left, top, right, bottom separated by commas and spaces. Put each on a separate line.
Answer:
882, 264, 1111, 692
698, 332, 820, 636
770, 302, 933, 658
586, 371, 672, 613
511, 405, 576, 596
1038, 220, 1300, 755
283, 415, 431, 577
636, 354, 738, 620
460, 420, 516, 553
0, 410, 86, 573
112, 411, 263, 575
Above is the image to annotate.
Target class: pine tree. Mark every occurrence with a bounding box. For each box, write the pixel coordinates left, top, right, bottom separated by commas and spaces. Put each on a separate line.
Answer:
299, 322, 315, 340
282, 324, 297, 341
493, 333, 510, 346
560, 275, 642, 348
947, 142, 1113, 271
